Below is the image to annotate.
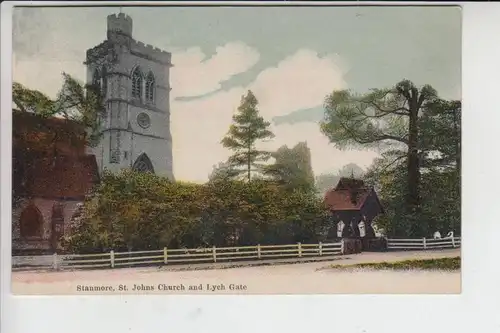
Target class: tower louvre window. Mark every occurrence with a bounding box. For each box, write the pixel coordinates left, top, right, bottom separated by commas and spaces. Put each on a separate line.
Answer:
145, 72, 155, 104
101, 66, 108, 96
132, 67, 143, 99
92, 69, 101, 91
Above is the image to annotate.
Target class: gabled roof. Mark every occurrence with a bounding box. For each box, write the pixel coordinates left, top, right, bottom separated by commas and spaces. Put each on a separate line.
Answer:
24, 154, 100, 199
324, 177, 384, 212
335, 177, 365, 190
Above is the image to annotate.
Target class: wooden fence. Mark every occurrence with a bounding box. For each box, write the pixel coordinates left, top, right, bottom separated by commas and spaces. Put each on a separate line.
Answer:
387, 237, 461, 250
13, 241, 343, 271
12, 237, 462, 271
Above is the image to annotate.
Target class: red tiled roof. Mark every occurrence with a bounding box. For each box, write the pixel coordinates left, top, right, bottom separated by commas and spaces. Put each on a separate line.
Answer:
324, 188, 371, 211
12, 110, 87, 156
26, 154, 99, 199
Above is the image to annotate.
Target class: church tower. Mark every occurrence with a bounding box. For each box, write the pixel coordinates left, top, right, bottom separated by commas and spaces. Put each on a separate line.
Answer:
85, 13, 174, 180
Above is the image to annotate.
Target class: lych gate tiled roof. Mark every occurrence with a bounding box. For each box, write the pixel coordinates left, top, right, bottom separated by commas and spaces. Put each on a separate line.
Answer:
324, 177, 376, 212
324, 188, 371, 211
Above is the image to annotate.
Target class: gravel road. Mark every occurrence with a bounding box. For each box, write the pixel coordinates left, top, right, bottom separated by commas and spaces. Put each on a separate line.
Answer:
11, 249, 461, 295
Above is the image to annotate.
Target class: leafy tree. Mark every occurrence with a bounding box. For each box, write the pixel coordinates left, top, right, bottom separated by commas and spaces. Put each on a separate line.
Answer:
13, 72, 105, 147
63, 169, 202, 252
208, 161, 239, 182
64, 170, 331, 252
420, 100, 461, 173
321, 79, 438, 215
264, 142, 315, 193
221, 90, 275, 181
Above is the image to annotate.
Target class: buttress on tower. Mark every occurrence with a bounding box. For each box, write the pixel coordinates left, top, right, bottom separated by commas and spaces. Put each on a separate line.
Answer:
85, 13, 174, 180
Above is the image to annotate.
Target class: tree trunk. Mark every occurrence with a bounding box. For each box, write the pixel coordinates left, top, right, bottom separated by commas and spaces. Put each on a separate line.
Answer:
247, 153, 251, 182
407, 92, 421, 214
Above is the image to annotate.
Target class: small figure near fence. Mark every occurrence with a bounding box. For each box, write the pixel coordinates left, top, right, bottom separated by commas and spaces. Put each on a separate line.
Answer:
433, 231, 442, 239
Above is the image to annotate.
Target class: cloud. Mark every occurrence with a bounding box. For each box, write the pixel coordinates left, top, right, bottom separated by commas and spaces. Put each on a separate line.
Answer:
170, 42, 260, 98
171, 48, 367, 182
248, 49, 347, 119
13, 56, 86, 98
12, 41, 377, 183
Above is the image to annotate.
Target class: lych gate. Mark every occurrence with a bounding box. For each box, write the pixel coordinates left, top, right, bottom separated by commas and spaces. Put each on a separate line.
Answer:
324, 177, 385, 253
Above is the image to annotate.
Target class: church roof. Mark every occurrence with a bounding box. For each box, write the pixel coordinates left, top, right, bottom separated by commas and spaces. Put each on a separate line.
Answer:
13, 110, 99, 200
22, 154, 100, 200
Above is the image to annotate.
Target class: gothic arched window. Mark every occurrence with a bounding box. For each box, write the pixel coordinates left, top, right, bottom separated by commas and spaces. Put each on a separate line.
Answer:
132, 67, 143, 99
145, 72, 155, 104
19, 204, 44, 238
132, 153, 154, 174
101, 66, 108, 96
92, 69, 101, 91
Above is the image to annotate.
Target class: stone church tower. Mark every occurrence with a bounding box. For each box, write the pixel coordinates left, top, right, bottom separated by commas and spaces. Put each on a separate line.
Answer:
85, 13, 174, 180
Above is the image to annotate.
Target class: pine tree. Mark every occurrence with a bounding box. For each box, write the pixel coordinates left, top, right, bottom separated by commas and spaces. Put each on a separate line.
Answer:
221, 90, 274, 181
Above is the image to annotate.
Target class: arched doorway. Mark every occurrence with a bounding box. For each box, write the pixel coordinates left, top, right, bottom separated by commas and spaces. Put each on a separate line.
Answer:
19, 204, 44, 238
132, 153, 155, 174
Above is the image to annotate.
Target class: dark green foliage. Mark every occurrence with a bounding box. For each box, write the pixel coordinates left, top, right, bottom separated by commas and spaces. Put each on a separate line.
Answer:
322, 80, 460, 238
263, 142, 316, 193
63, 170, 330, 253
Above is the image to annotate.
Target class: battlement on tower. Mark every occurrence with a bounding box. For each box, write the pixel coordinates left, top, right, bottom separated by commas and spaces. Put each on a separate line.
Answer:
130, 40, 172, 65
107, 13, 133, 37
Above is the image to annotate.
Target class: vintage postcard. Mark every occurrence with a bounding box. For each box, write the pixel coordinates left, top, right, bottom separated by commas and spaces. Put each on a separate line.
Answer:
9, 3, 461, 295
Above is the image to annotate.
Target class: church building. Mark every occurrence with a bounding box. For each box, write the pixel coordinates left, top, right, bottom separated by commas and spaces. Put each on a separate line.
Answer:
86, 13, 174, 179
12, 13, 174, 254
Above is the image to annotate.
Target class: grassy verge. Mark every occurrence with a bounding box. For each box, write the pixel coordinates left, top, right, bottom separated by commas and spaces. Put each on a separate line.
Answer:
328, 257, 461, 271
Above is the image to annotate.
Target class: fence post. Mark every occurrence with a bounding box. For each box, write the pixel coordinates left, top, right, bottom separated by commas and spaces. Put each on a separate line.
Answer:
52, 253, 58, 270
423, 237, 427, 250
163, 247, 168, 264
341, 239, 345, 254
212, 246, 217, 263
319, 242, 323, 256
298, 242, 302, 258
110, 250, 115, 268
451, 237, 456, 248
257, 244, 261, 259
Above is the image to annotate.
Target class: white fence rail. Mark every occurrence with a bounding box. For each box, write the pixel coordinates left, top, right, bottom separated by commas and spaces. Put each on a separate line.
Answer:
12, 241, 343, 271
387, 237, 461, 251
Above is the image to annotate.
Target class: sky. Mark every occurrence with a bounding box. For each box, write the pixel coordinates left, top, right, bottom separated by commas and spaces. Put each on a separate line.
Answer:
12, 5, 462, 183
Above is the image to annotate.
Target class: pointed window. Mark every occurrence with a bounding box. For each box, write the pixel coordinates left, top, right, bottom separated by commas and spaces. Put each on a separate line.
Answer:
101, 66, 108, 96
145, 72, 155, 104
132, 153, 154, 174
20, 205, 44, 238
92, 69, 101, 91
132, 67, 143, 99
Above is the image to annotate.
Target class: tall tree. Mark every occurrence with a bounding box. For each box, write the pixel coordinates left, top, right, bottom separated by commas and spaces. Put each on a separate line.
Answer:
264, 142, 315, 192
221, 91, 274, 181
13, 72, 105, 147
208, 161, 239, 182
320, 80, 437, 215
420, 99, 461, 173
